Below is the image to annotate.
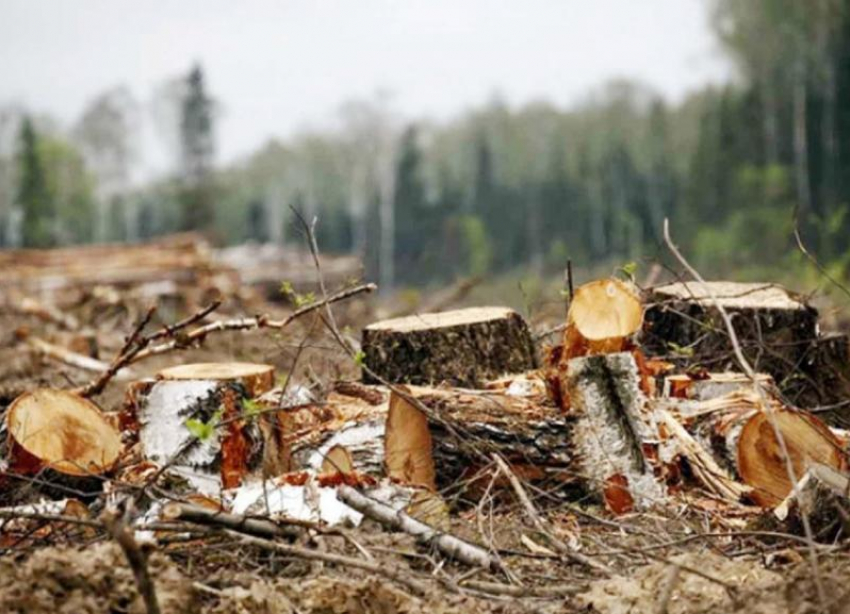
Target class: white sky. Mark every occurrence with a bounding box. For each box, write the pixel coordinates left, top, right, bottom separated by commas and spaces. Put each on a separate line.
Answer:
0, 0, 730, 171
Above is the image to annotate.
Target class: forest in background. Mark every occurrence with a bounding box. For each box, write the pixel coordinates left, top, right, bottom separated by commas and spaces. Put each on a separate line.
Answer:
1, 0, 848, 293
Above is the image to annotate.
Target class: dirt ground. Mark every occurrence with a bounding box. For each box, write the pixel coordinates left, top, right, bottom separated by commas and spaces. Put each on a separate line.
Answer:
2, 284, 850, 614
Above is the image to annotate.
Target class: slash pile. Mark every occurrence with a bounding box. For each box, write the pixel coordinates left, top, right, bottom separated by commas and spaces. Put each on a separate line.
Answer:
2, 256, 850, 613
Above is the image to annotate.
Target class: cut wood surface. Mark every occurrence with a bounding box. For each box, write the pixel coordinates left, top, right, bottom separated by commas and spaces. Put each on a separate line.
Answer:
564, 278, 643, 358
384, 390, 436, 490
566, 352, 665, 512
737, 407, 846, 507
6, 389, 122, 476
361, 306, 537, 387
684, 392, 847, 507
157, 362, 275, 397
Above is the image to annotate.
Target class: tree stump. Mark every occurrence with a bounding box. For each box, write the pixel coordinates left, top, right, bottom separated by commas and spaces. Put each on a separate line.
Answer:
361, 307, 537, 387
124, 362, 275, 493
642, 281, 818, 392
563, 278, 643, 359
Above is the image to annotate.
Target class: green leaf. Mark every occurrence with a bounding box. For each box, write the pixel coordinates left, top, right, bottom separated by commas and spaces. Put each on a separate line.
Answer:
184, 406, 224, 441
620, 261, 638, 277
242, 398, 262, 419
280, 281, 294, 297
666, 341, 694, 358
185, 418, 215, 442
354, 350, 366, 367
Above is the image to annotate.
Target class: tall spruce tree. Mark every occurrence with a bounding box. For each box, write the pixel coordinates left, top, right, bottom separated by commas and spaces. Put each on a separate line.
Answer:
16, 117, 54, 247
179, 64, 215, 232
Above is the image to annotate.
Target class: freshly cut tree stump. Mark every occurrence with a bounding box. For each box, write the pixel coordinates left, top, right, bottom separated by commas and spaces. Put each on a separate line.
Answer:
688, 392, 846, 507
642, 282, 818, 396
157, 362, 275, 397
384, 390, 436, 490
566, 353, 665, 513
5, 389, 122, 477
361, 307, 537, 387
563, 279, 643, 359
125, 363, 276, 492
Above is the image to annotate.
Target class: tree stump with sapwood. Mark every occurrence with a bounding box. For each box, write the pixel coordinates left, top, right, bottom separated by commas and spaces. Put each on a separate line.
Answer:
122, 362, 274, 492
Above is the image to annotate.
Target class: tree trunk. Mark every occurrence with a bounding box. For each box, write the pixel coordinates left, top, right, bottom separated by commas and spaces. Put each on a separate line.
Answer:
362, 307, 537, 387
793, 58, 812, 217
566, 352, 665, 513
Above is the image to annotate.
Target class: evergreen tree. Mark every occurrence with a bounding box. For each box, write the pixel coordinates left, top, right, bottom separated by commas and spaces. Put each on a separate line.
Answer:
16, 117, 54, 247
179, 64, 215, 232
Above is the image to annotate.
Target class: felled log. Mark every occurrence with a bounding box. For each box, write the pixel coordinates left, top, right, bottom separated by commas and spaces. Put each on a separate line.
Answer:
685, 392, 846, 507
773, 463, 850, 540
404, 385, 577, 494
0, 232, 216, 294
361, 307, 537, 387
5, 389, 122, 478
563, 278, 643, 359
124, 363, 275, 492
566, 352, 665, 513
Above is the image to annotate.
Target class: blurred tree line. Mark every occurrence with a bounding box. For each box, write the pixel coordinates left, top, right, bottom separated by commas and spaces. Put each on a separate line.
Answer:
1, 1, 849, 290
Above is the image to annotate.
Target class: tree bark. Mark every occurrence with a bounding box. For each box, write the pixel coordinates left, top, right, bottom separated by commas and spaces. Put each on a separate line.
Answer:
362, 307, 537, 387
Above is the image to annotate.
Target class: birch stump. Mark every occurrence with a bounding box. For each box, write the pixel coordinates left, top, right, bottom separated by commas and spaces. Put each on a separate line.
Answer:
123, 362, 275, 492
361, 307, 537, 387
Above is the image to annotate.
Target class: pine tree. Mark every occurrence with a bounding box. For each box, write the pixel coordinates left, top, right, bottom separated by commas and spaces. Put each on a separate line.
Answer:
179, 64, 215, 232
16, 117, 54, 248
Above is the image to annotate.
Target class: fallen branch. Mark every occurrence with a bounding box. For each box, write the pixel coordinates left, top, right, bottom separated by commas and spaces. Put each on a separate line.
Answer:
128, 282, 376, 364
492, 454, 613, 575
337, 485, 499, 571
24, 336, 133, 376
226, 530, 430, 596
161, 502, 301, 539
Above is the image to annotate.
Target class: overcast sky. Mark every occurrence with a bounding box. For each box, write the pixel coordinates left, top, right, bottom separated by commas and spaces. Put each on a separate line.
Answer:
0, 0, 730, 169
